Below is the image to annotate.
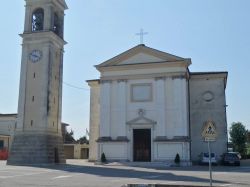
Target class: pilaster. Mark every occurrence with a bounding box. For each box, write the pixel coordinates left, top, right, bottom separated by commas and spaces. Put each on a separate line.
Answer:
24, 5, 32, 33
155, 77, 166, 137
44, 4, 53, 31
180, 78, 189, 136
99, 80, 112, 137
117, 79, 127, 138
172, 77, 188, 136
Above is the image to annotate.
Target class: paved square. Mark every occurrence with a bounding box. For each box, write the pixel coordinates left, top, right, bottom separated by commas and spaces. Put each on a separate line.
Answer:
0, 160, 249, 187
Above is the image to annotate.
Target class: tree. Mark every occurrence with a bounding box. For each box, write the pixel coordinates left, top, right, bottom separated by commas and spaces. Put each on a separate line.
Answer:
76, 136, 89, 144
229, 122, 247, 155
246, 131, 250, 143
64, 129, 76, 143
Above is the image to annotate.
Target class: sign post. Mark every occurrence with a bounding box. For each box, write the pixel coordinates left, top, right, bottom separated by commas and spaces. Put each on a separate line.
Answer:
207, 138, 212, 187
202, 121, 217, 187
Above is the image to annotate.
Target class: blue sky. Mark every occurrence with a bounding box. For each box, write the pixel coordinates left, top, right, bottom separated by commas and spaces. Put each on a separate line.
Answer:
0, 0, 249, 139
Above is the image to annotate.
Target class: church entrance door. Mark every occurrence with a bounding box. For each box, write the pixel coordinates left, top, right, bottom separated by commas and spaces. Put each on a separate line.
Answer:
133, 129, 151, 162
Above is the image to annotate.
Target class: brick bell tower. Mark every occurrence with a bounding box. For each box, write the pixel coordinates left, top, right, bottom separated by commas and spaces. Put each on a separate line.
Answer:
7, 0, 68, 165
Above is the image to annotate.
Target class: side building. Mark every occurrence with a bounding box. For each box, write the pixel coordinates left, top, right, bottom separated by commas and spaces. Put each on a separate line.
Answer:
0, 116, 88, 160
0, 114, 17, 152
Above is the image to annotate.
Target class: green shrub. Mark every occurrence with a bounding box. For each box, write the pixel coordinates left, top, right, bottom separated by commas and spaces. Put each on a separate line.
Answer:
174, 153, 180, 164
101, 153, 107, 163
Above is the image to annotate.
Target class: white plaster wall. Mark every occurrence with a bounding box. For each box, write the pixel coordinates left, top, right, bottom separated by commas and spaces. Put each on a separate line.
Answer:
97, 57, 190, 162
165, 78, 188, 137
154, 142, 183, 160
126, 79, 156, 120
107, 77, 188, 140
100, 143, 128, 160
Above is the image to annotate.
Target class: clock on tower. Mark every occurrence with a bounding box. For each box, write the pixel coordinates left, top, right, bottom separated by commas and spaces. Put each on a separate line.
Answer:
7, 0, 68, 165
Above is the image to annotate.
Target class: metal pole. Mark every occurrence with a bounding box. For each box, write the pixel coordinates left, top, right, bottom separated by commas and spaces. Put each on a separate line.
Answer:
208, 140, 212, 187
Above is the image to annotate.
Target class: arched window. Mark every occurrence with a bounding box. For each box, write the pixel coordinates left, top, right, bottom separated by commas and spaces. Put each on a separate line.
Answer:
32, 8, 44, 31
53, 13, 61, 36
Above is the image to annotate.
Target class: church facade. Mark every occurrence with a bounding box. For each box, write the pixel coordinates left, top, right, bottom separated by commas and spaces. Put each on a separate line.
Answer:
87, 44, 228, 163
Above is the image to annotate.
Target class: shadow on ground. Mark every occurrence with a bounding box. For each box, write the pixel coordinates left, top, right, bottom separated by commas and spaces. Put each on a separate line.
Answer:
2, 160, 249, 186
31, 164, 225, 185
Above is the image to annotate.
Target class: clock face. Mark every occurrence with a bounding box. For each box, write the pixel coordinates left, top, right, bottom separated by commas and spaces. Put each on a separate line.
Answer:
29, 50, 42, 62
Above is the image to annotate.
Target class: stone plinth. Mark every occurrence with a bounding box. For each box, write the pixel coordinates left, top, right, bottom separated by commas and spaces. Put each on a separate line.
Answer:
7, 133, 65, 165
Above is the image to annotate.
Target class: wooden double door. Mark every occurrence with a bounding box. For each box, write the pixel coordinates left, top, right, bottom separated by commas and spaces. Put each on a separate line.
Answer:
133, 129, 151, 162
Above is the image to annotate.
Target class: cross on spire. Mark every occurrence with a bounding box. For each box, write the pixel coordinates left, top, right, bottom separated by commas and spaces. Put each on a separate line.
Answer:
136, 29, 148, 44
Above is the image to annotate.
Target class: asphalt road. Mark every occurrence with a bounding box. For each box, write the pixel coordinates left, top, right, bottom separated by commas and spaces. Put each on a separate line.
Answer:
0, 160, 249, 187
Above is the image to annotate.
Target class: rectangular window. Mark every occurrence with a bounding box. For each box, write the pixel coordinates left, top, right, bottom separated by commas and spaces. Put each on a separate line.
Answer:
131, 83, 152, 102
0, 140, 4, 149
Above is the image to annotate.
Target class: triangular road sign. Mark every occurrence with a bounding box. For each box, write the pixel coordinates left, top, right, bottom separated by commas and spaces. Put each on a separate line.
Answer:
202, 121, 217, 140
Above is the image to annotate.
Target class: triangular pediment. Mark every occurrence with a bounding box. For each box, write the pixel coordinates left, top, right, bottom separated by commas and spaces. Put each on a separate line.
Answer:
126, 115, 157, 125
96, 44, 187, 68
119, 52, 164, 65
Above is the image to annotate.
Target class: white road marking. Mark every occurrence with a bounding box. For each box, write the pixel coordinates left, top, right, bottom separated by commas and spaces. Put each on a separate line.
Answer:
0, 176, 9, 179
52, 175, 73, 180
145, 175, 163, 179
219, 184, 232, 186
0, 171, 54, 179
0, 171, 15, 173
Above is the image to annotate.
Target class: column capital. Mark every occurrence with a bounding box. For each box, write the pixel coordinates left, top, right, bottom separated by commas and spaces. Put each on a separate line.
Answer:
100, 80, 112, 84
155, 76, 165, 81
171, 75, 187, 80
117, 79, 127, 83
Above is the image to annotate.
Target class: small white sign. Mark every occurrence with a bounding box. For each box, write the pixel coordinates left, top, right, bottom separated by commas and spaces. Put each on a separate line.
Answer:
205, 137, 216, 142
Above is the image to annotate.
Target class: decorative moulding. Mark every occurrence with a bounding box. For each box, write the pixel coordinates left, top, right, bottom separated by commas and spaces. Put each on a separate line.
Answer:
96, 136, 129, 142
154, 136, 190, 142
126, 109, 157, 125
202, 91, 214, 102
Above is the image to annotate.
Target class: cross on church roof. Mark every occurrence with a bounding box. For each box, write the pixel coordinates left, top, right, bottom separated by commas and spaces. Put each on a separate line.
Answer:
136, 29, 148, 44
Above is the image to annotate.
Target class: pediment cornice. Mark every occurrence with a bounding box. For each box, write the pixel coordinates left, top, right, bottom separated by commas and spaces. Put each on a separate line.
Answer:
96, 44, 191, 72
126, 109, 157, 125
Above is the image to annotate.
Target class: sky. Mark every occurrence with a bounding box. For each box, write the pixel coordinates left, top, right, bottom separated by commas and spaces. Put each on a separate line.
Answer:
0, 0, 250, 139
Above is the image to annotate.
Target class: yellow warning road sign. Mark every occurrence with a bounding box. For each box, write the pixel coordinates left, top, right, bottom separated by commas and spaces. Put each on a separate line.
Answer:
202, 120, 217, 141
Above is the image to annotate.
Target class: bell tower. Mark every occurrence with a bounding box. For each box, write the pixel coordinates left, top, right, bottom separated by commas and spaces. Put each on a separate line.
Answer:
7, 0, 68, 165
